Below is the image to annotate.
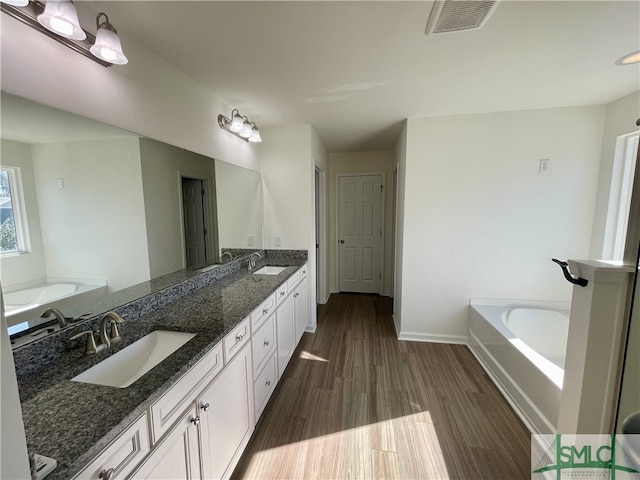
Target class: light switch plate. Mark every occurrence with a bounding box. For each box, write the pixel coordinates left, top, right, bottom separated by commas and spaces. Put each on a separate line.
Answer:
539, 159, 551, 174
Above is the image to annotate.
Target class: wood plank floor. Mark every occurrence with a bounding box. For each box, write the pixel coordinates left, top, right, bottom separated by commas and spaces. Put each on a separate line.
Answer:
232, 293, 531, 480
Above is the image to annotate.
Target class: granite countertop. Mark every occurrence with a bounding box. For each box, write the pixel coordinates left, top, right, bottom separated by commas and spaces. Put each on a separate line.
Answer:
17, 257, 306, 480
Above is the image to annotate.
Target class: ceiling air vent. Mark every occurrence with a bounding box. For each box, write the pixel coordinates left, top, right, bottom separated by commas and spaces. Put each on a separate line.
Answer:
425, 0, 498, 35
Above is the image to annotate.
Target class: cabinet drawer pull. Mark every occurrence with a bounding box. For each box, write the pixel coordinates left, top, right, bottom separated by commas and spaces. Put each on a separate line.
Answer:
263, 340, 270, 347
280, 291, 285, 296
99, 468, 115, 480
236, 334, 244, 342
191, 416, 200, 426
263, 308, 269, 314
294, 292, 299, 298
201, 403, 210, 412
266, 380, 271, 387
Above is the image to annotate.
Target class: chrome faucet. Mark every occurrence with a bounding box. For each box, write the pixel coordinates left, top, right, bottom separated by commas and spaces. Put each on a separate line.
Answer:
99, 311, 126, 347
221, 251, 233, 263
248, 252, 262, 272
40, 307, 68, 328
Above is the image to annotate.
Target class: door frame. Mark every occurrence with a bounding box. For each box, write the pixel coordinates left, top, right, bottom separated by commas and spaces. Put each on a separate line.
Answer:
177, 171, 215, 269
334, 171, 386, 295
315, 166, 328, 304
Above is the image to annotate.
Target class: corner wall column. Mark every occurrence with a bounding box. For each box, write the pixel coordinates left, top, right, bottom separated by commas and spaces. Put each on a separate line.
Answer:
557, 260, 634, 433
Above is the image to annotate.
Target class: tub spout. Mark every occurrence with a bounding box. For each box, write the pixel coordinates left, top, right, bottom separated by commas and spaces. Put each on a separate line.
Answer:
40, 307, 68, 328
551, 258, 588, 287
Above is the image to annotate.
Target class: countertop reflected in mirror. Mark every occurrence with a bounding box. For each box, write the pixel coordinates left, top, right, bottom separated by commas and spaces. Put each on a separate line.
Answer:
0, 92, 264, 343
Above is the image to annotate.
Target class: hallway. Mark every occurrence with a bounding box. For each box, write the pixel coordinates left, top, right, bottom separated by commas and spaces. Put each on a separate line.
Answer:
233, 293, 531, 479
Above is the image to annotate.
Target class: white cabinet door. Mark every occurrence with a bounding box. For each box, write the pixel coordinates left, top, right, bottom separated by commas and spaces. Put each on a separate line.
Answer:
293, 276, 308, 344
199, 342, 254, 480
133, 406, 202, 480
276, 293, 295, 377
72, 414, 149, 480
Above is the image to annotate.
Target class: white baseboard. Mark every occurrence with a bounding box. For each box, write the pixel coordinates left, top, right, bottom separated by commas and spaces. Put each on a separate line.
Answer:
397, 331, 467, 344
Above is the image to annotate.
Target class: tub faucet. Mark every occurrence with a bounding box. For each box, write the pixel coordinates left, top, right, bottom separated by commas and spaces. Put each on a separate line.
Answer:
99, 311, 126, 347
40, 308, 92, 328
221, 251, 233, 263
248, 252, 262, 272
40, 307, 68, 328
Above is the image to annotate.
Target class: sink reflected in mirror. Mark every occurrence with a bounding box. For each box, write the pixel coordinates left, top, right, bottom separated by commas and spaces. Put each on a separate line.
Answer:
71, 331, 196, 388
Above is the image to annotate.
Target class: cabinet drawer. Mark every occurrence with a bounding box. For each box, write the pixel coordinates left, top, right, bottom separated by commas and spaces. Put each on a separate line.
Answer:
223, 317, 250, 364
250, 293, 275, 333
73, 414, 149, 480
150, 342, 223, 442
276, 283, 288, 303
254, 354, 277, 420
251, 315, 276, 374
286, 271, 300, 291
286, 264, 307, 291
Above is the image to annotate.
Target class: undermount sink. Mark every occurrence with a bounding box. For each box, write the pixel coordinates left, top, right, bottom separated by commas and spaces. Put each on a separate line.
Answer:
71, 330, 196, 388
252, 266, 287, 275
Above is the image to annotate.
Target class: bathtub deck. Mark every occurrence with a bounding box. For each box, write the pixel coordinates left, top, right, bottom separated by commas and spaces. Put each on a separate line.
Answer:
233, 293, 531, 480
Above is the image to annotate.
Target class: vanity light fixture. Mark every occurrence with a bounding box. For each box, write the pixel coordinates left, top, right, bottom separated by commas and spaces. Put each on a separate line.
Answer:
89, 13, 128, 65
37, 0, 85, 40
218, 110, 263, 143
616, 50, 640, 66
1, 0, 28, 7
0, 0, 128, 67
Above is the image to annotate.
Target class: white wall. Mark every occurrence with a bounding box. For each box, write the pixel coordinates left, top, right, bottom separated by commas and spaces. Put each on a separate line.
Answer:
31, 138, 150, 292
260, 125, 327, 330
0, 140, 47, 286
393, 124, 408, 335
590, 90, 640, 259
398, 106, 605, 342
328, 151, 396, 296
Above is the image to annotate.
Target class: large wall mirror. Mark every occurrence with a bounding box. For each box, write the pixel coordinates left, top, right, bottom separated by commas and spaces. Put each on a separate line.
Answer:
0, 92, 263, 339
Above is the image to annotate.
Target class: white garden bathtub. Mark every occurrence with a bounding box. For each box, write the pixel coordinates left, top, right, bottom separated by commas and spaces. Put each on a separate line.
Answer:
3, 279, 107, 332
468, 298, 570, 434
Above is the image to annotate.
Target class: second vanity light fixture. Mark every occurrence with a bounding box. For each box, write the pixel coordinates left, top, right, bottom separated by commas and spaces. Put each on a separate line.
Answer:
218, 109, 262, 143
0, 0, 128, 66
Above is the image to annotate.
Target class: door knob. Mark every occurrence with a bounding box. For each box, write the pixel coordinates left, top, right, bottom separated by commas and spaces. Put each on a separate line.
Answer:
340, 240, 345, 244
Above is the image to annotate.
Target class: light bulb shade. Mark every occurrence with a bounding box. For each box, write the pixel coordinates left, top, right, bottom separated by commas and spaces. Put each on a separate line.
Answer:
239, 121, 252, 138
90, 26, 128, 65
1, 0, 29, 7
248, 127, 262, 143
37, 0, 86, 40
230, 112, 244, 132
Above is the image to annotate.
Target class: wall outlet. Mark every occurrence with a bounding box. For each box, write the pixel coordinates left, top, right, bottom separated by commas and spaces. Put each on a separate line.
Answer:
539, 159, 551, 174
274, 235, 282, 247
57, 178, 64, 188
247, 235, 254, 246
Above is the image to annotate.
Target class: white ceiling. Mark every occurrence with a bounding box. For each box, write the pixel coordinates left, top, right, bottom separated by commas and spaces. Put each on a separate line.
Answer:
84, 1, 640, 152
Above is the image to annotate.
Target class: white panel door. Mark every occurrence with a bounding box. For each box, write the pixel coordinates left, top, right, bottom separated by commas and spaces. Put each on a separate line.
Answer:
338, 175, 382, 293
